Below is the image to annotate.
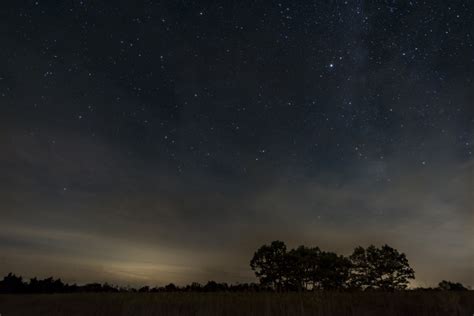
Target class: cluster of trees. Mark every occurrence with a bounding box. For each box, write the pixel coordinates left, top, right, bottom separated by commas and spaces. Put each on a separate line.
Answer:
437, 280, 469, 291
250, 241, 471, 292
250, 241, 416, 291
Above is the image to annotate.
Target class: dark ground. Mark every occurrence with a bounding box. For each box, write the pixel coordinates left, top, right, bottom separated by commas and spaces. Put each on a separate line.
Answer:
0, 291, 473, 316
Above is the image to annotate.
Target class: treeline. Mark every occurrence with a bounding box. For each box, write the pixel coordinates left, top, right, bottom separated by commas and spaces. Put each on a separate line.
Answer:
0, 273, 268, 294
0, 272, 469, 294
0, 241, 470, 294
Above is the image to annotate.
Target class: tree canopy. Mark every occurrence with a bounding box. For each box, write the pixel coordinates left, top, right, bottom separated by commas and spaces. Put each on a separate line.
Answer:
250, 241, 415, 291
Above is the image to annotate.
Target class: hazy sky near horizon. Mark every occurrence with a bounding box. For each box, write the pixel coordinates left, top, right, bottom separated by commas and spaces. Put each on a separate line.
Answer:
0, 1, 473, 287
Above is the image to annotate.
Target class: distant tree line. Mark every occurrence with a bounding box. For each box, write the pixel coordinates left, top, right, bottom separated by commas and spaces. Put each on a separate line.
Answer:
0, 272, 468, 294
0, 273, 267, 294
0, 241, 470, 293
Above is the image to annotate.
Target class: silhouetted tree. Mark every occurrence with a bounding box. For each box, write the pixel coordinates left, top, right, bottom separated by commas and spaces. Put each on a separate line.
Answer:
102, 283, 119, 292
82, 283, 105, 292
285, 246, 321, 290
28, 277, 41, 293
250, 240, 288, 290
349, 245, 415, 290
164, 283, 178, 291
315, 251, 351, 290
0, 273, 26, 293
187, 282, 202, 292
438, 280, 468, 291
202, 281, 228, 292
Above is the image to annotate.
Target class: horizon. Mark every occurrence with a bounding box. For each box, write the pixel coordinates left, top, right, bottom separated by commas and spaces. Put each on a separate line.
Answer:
1, 240, 471, 290
1, 0, 473, 290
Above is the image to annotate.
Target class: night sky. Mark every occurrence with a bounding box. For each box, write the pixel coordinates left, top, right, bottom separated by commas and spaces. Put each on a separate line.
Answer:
1, 1, 473, 287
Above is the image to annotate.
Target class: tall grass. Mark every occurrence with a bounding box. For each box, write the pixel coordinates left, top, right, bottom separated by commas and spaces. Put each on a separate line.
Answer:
0, 291, 473, 316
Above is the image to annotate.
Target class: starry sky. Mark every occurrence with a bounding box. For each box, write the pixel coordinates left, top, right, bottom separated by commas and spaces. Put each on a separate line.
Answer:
0, 0, 473, 287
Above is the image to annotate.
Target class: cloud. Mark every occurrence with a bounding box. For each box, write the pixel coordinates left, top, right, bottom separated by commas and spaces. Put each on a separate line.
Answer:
1, 125, 472, 287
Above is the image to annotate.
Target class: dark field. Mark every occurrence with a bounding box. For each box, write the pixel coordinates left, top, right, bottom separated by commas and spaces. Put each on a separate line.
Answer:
1, 291, 473, 316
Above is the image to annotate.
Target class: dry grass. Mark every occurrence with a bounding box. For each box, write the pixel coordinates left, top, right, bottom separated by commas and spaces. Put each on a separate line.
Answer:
0, 291, 473, 316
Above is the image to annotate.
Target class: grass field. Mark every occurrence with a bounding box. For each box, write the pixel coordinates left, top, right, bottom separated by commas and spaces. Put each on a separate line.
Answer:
1, 291, 473, 316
